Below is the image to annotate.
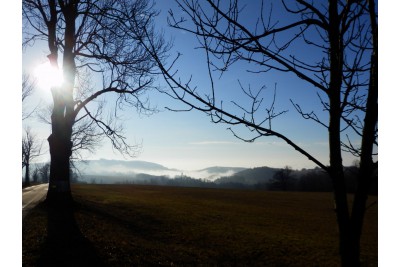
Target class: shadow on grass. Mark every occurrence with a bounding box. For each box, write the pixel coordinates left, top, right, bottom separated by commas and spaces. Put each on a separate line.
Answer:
36, 201, 107, 267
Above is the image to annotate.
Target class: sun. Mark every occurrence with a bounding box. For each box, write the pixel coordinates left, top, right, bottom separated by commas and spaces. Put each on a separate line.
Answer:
33, 62, 64, 90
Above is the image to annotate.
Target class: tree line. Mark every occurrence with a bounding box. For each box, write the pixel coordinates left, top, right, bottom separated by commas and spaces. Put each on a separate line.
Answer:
257, 166, 377, 195
79, 165, 377, 195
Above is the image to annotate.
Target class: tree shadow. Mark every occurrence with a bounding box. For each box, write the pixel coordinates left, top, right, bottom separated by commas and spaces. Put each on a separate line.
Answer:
36, 201, 107, 267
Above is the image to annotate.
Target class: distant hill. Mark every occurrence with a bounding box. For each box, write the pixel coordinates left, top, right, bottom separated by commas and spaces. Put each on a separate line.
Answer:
81, 173, 171, 185
31, 159, 375, 193
71, 159, 246, 181
199, 166, 247, 174
73, 159, 172, 177
196, 166, 247, 181
74, 160, 277, 185
77, 159, 169, 171
214, 166, 280, 185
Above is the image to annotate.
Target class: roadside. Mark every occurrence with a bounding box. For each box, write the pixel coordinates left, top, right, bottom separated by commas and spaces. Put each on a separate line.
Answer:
23, 183, 48, 219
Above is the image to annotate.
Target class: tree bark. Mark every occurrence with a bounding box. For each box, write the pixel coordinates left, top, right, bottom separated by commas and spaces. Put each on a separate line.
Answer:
24, 163, 30, 186
46, 129, 73, 205
349, 0, 378, 261
328, 1, 359, 265
46, 76, 74, 205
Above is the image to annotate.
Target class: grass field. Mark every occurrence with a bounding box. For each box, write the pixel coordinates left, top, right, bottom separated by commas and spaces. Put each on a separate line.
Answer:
22, 184, 377, 266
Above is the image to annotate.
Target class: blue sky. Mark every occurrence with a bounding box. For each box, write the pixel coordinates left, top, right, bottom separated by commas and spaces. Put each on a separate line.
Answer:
21, 0, 365, 171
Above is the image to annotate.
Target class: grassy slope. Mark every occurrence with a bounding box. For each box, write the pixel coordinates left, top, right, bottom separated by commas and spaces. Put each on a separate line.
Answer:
23, 184, 377, 266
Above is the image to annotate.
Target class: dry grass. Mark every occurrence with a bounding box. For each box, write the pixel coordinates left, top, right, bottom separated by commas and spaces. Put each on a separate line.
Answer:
23, 184, 377, 266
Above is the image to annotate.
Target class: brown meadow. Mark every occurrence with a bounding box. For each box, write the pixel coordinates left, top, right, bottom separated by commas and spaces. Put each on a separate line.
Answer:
23, 184, 377, 266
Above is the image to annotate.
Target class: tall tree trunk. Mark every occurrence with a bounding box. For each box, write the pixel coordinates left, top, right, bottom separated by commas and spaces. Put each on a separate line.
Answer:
46, 0, 77, 206
46, 78, 74, 205
47, 132, 73, 204
349, 0, 378, 261
328, 1, 359, 265
46, 98, 74, 204
25, 163, 30, 186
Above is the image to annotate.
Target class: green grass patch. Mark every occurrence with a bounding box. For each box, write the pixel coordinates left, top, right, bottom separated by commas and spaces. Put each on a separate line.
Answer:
23, 184, 377, 266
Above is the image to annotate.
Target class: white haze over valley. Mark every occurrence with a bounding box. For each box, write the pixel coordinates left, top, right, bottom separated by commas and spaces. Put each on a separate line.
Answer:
75, 159, 245, 181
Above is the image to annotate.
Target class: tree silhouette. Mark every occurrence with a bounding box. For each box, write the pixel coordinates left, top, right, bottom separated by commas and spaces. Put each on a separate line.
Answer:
23, 0, 168, 203
22, 127, 43, 186
22, 73, 38, 121
269, 166, 294, 191
37, 162, 50, 183
144, 0, 377, 265
37, 101, 104, 162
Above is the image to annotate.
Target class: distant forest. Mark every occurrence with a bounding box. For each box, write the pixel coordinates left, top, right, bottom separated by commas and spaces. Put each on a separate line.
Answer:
77, 166, 377, 195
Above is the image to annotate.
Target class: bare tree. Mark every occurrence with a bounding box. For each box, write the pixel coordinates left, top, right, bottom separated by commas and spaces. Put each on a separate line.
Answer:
269, 166, 294, 191
38, 101, 105, 182
32, 168, 40, 183
22, 73, 38, 120
142, 0, 377, 265
23, 0, 169, 203
37, 101, 104, 161
22, 127, 43, 186
37, 162, 50, 183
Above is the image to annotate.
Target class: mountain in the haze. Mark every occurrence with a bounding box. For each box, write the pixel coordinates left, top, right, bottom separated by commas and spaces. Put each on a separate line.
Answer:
75, 159, 170, 175
73, 159, 246, 181
71, 160, 293, 187
199, 166, 247, 174
82, 159, 169, 170
67, 161, 377, 194
196, 166, 247, 181
214, 166, 280, 185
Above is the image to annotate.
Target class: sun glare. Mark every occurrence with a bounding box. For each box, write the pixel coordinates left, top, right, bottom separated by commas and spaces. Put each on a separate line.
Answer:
33, 62, 64, 90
